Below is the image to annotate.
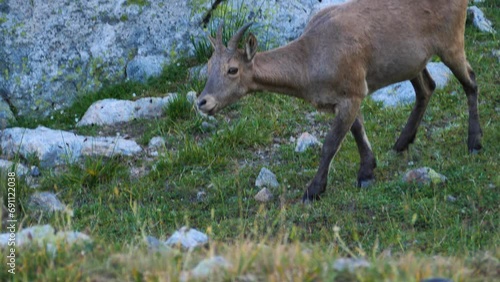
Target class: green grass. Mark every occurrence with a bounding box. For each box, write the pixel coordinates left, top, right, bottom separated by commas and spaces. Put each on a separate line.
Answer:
1, 1, 499, 281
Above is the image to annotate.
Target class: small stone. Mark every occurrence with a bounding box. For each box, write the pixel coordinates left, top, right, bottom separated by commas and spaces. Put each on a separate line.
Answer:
254, 188, 273, 202
403, 167, 447, 185
255, 167, 279, 188
28, 192, 66, 212
146, 235, 162, 249
197, 190, 206, 201
201, 121, 216, 130
333, 258, 370, 272
295, 132, 322, 152
186, 91, 198, 104
148, 136, 166, 150
189, 256, 231, 279
446, 195, 457, 202
492, 49, 500, 63
165, 226, 208, 249
30, 166, 41, 177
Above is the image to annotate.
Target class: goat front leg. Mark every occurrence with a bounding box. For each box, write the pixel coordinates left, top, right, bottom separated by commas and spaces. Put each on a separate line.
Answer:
303, 98, 361, 202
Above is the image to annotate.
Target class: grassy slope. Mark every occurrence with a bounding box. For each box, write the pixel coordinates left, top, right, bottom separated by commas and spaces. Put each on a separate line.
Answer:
1, 1, 499, 281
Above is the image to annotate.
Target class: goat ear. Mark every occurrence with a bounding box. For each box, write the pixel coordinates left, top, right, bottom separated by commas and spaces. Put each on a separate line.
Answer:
208, 36, 217, 49
245, 33, 258, 61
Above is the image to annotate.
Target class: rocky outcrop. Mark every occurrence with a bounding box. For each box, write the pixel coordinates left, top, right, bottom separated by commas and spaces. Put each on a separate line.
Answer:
0, 0, 208, 119
0, 126, 142, 167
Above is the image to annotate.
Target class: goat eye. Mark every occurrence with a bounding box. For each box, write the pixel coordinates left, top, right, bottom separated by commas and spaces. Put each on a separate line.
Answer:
228, 67, 238, 75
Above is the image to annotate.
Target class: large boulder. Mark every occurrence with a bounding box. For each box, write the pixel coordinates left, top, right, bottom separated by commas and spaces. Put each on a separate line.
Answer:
0, 0, 208, 118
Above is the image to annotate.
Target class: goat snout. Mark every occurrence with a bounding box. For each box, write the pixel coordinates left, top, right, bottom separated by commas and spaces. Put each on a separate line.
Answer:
196, 95, 217, 115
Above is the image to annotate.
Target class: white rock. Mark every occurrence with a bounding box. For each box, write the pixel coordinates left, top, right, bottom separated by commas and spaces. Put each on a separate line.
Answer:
255, 167, 279, 188
295, 132, 322, 152
186, 91, 198, 104
148, 136, 166, 150
28, 192, 66, 212
0, 159, 30, 176
165, 226, 208, 249
333, 258, 370, 272
467, 6, 496, 34
77, 95, 177, 127
254, 188, 273, 202
492, 49, 500, 63
371, 62, 452, 107
0, 225, 90, 249
403, 167, 447, 185
189, 256, 232, 279
0, 126, 142, 167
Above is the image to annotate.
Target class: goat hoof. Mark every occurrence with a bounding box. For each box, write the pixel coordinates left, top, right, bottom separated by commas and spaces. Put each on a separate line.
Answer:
470, 148, 481, 155
358, 178, 375, 188
393, 143, 409, 153
302, 192, 321, 203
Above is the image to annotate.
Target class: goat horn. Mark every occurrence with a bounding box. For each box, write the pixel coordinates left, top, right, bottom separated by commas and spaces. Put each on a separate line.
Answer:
216, 20, 224, 46
227, 22, 253, 51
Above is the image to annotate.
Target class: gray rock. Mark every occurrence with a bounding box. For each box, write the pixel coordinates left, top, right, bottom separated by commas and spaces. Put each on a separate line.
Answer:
0, 224, 90, 249
146, 235, 162, 248
255, 167, 279, 188
77, 95, 177, 126
295, 132, 322, 152
147, 136, 166, 157
30, 165, 41, 177
467, 6, 496, 34
184, 256, 232, 281
28, 192, 66, 212
0, 98, 15, 127
371, 62, 452, 107
126, 55, 166, 82
201, 121, 216, 131
196, 190, 207, 202
403, 167, 447, 185
165, 226, 208, 249
446, 195, 457, 202
0, 126, 142, 167
148, 136, 166, 150
492, 49, 500, 63
333, 257, 370, 272
186, 91, 198, 104
0, 159, 30, 176
254, 188, 273, 202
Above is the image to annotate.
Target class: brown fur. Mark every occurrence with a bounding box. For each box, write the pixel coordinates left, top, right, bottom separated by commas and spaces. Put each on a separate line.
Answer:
197, 0, 482, 201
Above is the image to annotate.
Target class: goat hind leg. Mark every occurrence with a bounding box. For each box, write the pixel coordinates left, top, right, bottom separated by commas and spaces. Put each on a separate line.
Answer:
302, 98, 361, 202
441, 53, 482, 152
351, 114, 377, 188
394, 68, 436, 152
